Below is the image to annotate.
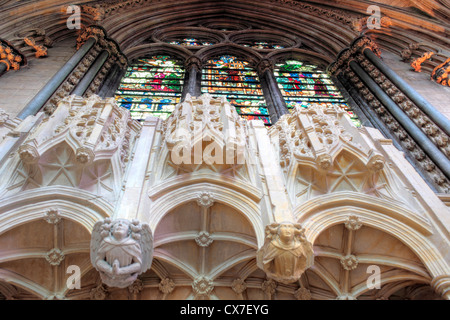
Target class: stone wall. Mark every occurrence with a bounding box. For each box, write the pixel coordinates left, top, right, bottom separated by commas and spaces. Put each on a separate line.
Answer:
0, 38, 77, 118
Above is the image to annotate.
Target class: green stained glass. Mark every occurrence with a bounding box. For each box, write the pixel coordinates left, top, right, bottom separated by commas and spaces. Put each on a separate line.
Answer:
275, 60, 361, 127
115, 55, 185, 120
201, 55, 271, 125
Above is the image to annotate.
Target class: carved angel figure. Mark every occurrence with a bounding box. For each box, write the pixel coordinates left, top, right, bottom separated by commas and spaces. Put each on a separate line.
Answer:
257, 222, 314, 284
91, 218, 153, 288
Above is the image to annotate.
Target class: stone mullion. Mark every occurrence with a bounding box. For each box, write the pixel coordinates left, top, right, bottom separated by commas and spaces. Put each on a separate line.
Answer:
43, 43, 103, 115
355, 53, 450, 159
345, 65, 450, 193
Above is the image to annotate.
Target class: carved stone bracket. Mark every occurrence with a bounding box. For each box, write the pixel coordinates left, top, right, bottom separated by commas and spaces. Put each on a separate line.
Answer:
90, 218, 154, 288
256, 222, 314, 284
77, 26, 127, 68
328, 36, 381, 76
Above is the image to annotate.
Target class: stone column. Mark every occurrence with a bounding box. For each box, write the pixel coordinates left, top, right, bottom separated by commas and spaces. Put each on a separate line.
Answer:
363, 48, 450, 136
97, 63, 124, 98
257, 59, 289, 124
72, 50, 110, 96
349, 60, 450, 180
16, 37, 96, 119
181, 56, 202, 101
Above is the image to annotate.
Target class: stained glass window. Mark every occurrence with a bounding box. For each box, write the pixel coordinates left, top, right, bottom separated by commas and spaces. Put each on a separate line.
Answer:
241, 41, 285, 50
115, 55, 185, 120
201, 55, 271, 125
274, 60, 361, 127
168, 38, 214, 46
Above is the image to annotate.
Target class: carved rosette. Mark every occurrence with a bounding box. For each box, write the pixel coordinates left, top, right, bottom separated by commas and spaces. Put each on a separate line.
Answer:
159, 277, 175, 295
294, 287, 312, 300
196, 192, 214, 208
261, 279, 277, 297
192, 276, 214, 299
195, 231, 213, 247
345, 216, 362, 231
231, 278, 247, 295
367, 153, 385, 172
90, 284, 108, 300
45, 248, 65, 266
44, 208, 61, 224
340, 254, 359, 271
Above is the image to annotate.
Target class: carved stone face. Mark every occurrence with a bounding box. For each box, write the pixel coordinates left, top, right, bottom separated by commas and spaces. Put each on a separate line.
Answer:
278, 224, 295, 243
111, 220, 129, 240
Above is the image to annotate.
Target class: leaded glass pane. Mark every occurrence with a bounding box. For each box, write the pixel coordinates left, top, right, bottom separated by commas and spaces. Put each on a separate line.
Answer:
115, 56, 185, 120
275, 60, 361, 127
201, 55, 271, 125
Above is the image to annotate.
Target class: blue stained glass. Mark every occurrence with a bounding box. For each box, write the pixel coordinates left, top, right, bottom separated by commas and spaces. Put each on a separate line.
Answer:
115, 55, 185, 120
275, 60, 361, 127
201, 55, 271, 125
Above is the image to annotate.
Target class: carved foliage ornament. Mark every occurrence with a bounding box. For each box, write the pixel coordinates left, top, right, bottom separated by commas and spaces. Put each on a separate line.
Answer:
257, 222, 314, 284
411, 52, 434, 73
0, 40, 25, 71
431, 57, 450, 87
90, 218, 153, 288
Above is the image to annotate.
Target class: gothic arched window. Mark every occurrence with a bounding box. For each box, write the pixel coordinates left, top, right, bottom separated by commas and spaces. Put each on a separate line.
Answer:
201, 55, 271, 125
115, 55, 185, 120
274, 59, 361, 127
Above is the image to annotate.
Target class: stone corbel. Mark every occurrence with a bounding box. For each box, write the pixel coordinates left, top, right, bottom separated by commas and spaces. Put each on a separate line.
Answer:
256, 59, 274, 75
256, 221, 314, 284
90, 218, 154, 288
185, 56, 202, 72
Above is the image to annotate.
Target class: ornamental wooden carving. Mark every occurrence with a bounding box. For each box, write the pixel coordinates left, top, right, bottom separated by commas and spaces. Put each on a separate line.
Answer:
411, 52, 434, 72
431, 57, 450, 87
